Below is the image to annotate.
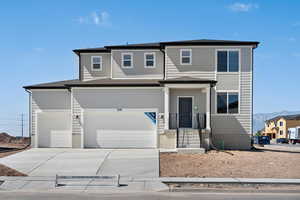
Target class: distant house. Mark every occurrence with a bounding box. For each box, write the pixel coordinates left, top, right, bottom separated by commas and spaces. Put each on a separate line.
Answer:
262, 114, 300, 139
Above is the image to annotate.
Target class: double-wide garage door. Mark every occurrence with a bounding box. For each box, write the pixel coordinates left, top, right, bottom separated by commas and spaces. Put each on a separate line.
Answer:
37, 110, 72, 148
84, 109, 157, 148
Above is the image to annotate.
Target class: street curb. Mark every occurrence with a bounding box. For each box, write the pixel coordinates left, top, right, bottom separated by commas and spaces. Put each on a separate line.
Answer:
159, 177, 300, 185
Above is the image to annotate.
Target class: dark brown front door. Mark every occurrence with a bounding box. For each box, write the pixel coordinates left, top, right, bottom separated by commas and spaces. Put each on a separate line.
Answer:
178, 97, 193, 128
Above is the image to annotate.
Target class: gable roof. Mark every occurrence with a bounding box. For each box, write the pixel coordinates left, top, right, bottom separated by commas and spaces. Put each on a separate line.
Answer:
266, 114, 300, 123
73, 39, 259, 54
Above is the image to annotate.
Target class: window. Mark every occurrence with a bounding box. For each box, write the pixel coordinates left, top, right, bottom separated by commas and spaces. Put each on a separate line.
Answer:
180, 49, 192, 65
217, 50, 239, 72
279, 121, 283, 126
122, 53, 133, 68
217, 92, 239, 114
91, 56, 102, 71
144, 53, 155, 68
280, 130, 283, 135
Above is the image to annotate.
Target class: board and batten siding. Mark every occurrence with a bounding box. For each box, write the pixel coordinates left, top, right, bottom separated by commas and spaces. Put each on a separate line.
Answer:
211, 47, 252, 149
80, 53, 111, 81
30, 90, 71, 147
111, 50, 164, 79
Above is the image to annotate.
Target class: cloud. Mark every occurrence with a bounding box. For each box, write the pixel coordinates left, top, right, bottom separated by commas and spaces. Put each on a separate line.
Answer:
228, 3, 259, 12
33, 48, 44, 52
292, 22, 300, 27
288, 37, 296, 42
77, 11, 111, 27
292, 52, 300, 57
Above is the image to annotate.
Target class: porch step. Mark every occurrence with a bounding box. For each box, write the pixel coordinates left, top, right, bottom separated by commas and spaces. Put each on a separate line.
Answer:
178, 128, 201, 148
177, 148, 205, 154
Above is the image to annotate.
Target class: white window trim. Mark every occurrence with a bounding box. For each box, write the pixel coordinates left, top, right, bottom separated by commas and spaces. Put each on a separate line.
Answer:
121, 52, 133, 68
91, 56, 102, 71
216, 91, 240, 115
180, 49, 192, 65
144, 52, 156, 68
216, 49, 240, 72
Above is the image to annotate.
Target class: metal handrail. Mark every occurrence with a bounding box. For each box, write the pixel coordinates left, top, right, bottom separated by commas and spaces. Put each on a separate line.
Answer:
169, 112, 206, 129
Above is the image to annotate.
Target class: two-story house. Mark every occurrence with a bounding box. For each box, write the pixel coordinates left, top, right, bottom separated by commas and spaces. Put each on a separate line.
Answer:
24, 39, 259, 150
262, 114, 300, 140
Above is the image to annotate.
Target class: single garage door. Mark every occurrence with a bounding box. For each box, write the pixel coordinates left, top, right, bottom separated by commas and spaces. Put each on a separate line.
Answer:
84, 109, 157, 148
37, 110, 72, 148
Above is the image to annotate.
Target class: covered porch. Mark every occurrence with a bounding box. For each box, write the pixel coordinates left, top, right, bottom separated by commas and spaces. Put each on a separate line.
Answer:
160, 78, 217, 150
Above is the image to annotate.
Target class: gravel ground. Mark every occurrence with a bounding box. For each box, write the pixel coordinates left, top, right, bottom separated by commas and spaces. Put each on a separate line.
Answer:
160, 145, 300, 178
0, 147, 29, 176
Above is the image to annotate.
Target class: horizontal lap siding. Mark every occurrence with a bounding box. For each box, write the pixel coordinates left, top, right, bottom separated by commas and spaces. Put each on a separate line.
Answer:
81, 53, 111, 81
30, 90, 71, 147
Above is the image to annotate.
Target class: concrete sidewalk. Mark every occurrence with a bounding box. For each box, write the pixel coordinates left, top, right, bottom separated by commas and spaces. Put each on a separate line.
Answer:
1, 176, 300, 192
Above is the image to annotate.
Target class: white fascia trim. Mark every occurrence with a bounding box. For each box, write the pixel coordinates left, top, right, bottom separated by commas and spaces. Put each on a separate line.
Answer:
180, 49, 192, 65
91, 56, 102, 71
111, 77, 163, 80
166, 45, 254, 49
144, 52, 156, 68
30, 89, 69, 91
71, 87, 164, 90
111, 49, 161, 52
80, 53, 111, 55
121, 52, 134, 68
165, 84, 210, 88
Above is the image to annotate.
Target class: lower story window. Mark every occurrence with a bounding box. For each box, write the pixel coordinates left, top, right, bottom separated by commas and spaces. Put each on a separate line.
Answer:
217, 92, 239, 114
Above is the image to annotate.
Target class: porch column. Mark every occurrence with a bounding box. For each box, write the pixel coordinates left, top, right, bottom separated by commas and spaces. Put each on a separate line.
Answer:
164, 87, 169, 130
206, 86, 211, 130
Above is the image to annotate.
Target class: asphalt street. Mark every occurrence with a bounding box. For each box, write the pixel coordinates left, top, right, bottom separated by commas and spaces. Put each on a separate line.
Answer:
0, 191, 299, 200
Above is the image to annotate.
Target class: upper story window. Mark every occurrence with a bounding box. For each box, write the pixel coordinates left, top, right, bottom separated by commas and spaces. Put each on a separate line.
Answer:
280, 130, 283, 135
144, 53, 155, 68
180, 49, 192, 65
91, 56, 102, 71
122, 53, 133, 68
217, 50, 239, 72
217, 92, 239, 114
279, 121, 283, 126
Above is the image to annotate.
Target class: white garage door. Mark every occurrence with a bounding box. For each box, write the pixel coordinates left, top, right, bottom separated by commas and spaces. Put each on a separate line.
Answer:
84, 109, 157, 148
37, 110, 72, 148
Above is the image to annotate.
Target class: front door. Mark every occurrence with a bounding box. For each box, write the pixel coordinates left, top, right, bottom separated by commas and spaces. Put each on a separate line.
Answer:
178, 97, 193, 128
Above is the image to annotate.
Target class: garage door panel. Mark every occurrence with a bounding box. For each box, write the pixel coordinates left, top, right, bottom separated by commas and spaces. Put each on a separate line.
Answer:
37, 111, 71, 148
84, 110, 157, 148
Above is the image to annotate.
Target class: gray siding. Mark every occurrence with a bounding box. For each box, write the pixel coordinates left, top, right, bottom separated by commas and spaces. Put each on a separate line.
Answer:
80, 53, 111, 81
31, 90, 71, 146
71, 88, 165, 143
111, 50, 164, 79
211, 47, 252, 149
165, 46, 216, 80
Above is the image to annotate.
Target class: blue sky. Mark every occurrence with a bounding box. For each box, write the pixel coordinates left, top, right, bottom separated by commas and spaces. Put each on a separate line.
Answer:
0, 0, 300, 136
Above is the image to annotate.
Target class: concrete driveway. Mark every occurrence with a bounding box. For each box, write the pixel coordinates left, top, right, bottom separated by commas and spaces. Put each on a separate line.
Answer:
0, 148, 159, 178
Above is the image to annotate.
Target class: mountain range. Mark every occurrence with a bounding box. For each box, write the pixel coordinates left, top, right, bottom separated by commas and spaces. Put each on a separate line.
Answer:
253, 110, 300, 133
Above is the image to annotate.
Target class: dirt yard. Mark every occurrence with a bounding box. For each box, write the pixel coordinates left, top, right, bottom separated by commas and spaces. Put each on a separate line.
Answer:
160, 145, 300, 178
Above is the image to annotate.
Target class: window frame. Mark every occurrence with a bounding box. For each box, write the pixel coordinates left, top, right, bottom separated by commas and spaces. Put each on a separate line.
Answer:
91, 56, 102, 71
121, 52, 133, 68
180, 49, 192, 65
216, 49, 240, 73
279, 121, 283, 126
216, 91, 240, 114
144, 52, 156, 68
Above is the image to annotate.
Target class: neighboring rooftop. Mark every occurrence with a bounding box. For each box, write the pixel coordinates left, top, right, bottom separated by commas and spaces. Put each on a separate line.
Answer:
266, 114, 300, 123
73, 39, 260, 54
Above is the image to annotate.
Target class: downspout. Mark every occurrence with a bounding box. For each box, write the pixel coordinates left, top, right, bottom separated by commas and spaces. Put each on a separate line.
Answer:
160, 47, 166, 80
24, 89, 32, 148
